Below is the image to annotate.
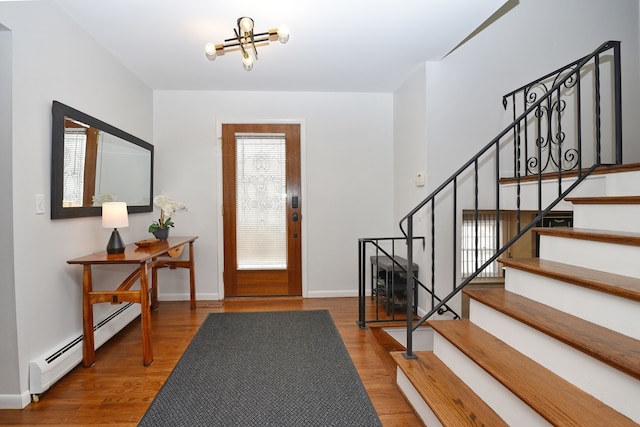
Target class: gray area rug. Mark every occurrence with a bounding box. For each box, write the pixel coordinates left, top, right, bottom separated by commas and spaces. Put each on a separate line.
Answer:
139, 310, 382, 426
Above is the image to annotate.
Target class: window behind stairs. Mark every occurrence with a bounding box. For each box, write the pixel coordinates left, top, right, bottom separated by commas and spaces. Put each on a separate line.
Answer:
461, 211, 502, 278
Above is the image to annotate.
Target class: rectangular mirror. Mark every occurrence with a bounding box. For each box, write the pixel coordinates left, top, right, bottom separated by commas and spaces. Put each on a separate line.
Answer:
51, 101, 154, 219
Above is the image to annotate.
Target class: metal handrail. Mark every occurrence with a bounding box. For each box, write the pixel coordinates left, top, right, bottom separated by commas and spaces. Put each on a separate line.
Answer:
357, 237, 459, 327
398, 40, 622, 357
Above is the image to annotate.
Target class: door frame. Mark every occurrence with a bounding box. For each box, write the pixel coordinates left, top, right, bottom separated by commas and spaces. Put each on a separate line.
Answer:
215, 119, 308, 299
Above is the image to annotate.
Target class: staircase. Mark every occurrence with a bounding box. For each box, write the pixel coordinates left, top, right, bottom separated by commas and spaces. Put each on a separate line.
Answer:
392, 171, 640, 426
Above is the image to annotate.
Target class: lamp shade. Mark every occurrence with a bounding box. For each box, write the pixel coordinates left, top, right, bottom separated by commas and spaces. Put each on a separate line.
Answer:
102, 202, 129, 229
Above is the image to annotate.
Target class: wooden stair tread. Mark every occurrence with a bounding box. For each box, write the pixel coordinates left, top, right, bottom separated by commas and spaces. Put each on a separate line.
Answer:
565, 195, 640, 204
464, 288, 640, 380
391, 351, 508, 426
533, 226, 640, 246
428, 320, 638, 426
499, 162, 640, 185
498, 257, 640, 302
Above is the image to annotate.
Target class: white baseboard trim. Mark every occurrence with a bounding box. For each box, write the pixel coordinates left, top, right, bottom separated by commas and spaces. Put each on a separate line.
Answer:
158, 292, 219, 301
160, 290, 377, 300
0, 390, 31, 409
306, 290, 359, 298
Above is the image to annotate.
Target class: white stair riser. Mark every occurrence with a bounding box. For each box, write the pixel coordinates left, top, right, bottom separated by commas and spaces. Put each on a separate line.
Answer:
539, 235, 640, 278
469, 300, 640, 423
573, 204, 640, 233
605, 170, 640, 195
501, 176, 606, 212
432, 333, 551, 426
504, 268, 640, 340
396, 370, 443, 427
383, 327, 434, 351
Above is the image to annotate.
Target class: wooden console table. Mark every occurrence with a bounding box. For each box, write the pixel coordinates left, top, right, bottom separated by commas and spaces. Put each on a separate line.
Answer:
67, 236, 198, 367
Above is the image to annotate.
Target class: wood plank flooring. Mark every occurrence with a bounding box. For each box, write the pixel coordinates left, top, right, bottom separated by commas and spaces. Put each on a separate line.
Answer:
0, 298, 422, 426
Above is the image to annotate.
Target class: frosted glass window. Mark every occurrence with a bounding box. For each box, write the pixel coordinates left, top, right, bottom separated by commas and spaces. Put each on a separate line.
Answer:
235, 134, 287, 269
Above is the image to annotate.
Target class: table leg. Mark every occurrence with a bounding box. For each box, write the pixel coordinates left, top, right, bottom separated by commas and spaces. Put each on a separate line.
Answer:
188, 241, 196, 310
82, 265, 95, 367
150, 257, 159, 311
140, 262, 154, 366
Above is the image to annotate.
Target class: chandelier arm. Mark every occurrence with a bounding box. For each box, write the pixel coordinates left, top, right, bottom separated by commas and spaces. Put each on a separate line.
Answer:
250, 33, 258, 59
205, 17, 287, 69
223, 36, 242, 43
220, 35, 270, 50
252, 30, 272, 38
233, 28, 249, 58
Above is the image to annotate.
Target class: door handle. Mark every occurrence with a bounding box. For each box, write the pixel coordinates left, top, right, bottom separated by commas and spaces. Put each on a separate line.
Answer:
292, 212, 299, 222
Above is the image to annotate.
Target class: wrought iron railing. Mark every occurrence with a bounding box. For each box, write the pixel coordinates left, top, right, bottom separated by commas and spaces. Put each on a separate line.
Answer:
357, 237, 459, 327
397, 40, 622, 357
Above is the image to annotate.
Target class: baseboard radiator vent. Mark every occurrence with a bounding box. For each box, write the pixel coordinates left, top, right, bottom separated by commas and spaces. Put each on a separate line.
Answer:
29, 303, 141, 396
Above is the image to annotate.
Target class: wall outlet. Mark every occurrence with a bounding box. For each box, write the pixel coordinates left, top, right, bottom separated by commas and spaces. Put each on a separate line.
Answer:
35, 194, 45, 214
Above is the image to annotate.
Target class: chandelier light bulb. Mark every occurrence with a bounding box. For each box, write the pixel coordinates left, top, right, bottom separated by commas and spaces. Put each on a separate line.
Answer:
277, 25, 290, 44
204, 42, 217, 60
242, 53, 254, 71
239, 17, 254, 34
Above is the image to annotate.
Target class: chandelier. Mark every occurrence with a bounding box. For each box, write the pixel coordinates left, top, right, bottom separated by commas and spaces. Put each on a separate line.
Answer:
204, 17, 290, 71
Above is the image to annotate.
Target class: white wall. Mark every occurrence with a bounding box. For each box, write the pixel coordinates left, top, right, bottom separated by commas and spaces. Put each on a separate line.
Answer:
426, 0, 640, 184
0, 1, 153, 408
153, 90, 395, 300
393, 63, 428, 220
0, 24, 19, 399
393, 0, 640, 317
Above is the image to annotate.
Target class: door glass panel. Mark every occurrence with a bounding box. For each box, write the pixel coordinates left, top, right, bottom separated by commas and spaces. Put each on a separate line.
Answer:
235, 133, 287, 269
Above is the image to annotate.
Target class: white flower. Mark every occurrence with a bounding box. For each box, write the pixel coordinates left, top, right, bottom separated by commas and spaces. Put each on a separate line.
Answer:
153, 194, 187, 217
149, 194, 188, 232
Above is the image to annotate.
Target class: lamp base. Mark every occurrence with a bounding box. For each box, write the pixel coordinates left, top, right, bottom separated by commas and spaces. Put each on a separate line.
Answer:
107, 229, 125, 254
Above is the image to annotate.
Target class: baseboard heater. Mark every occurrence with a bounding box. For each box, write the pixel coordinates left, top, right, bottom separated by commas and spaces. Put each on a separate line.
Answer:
29, 302, 141, 396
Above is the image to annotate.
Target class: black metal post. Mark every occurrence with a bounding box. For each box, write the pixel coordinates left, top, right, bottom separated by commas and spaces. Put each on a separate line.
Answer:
613, 41, 623, 164
595, 53, 602, 165
404, 216, 416, 359
357, 239, 366, 329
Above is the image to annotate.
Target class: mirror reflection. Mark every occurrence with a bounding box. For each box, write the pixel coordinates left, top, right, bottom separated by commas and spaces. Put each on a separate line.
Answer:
62, 118, 151, 207
51, 101, 154, 219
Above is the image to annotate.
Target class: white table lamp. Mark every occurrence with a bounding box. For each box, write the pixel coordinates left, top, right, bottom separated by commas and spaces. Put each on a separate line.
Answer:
102, 202, 129, 254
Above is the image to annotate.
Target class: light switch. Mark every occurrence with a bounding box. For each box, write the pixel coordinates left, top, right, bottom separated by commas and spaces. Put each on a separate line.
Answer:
415, 171, 425, 187
35, 194, 45, 214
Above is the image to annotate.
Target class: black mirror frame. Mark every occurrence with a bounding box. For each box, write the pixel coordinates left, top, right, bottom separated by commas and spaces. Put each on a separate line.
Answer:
51, 100, 154, 219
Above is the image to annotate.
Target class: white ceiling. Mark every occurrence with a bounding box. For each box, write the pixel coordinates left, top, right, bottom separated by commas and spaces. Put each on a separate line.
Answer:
52, 0, 508, 93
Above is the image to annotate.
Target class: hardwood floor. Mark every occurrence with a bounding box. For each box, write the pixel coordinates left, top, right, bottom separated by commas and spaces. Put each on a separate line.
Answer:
0, 297, 422, 426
